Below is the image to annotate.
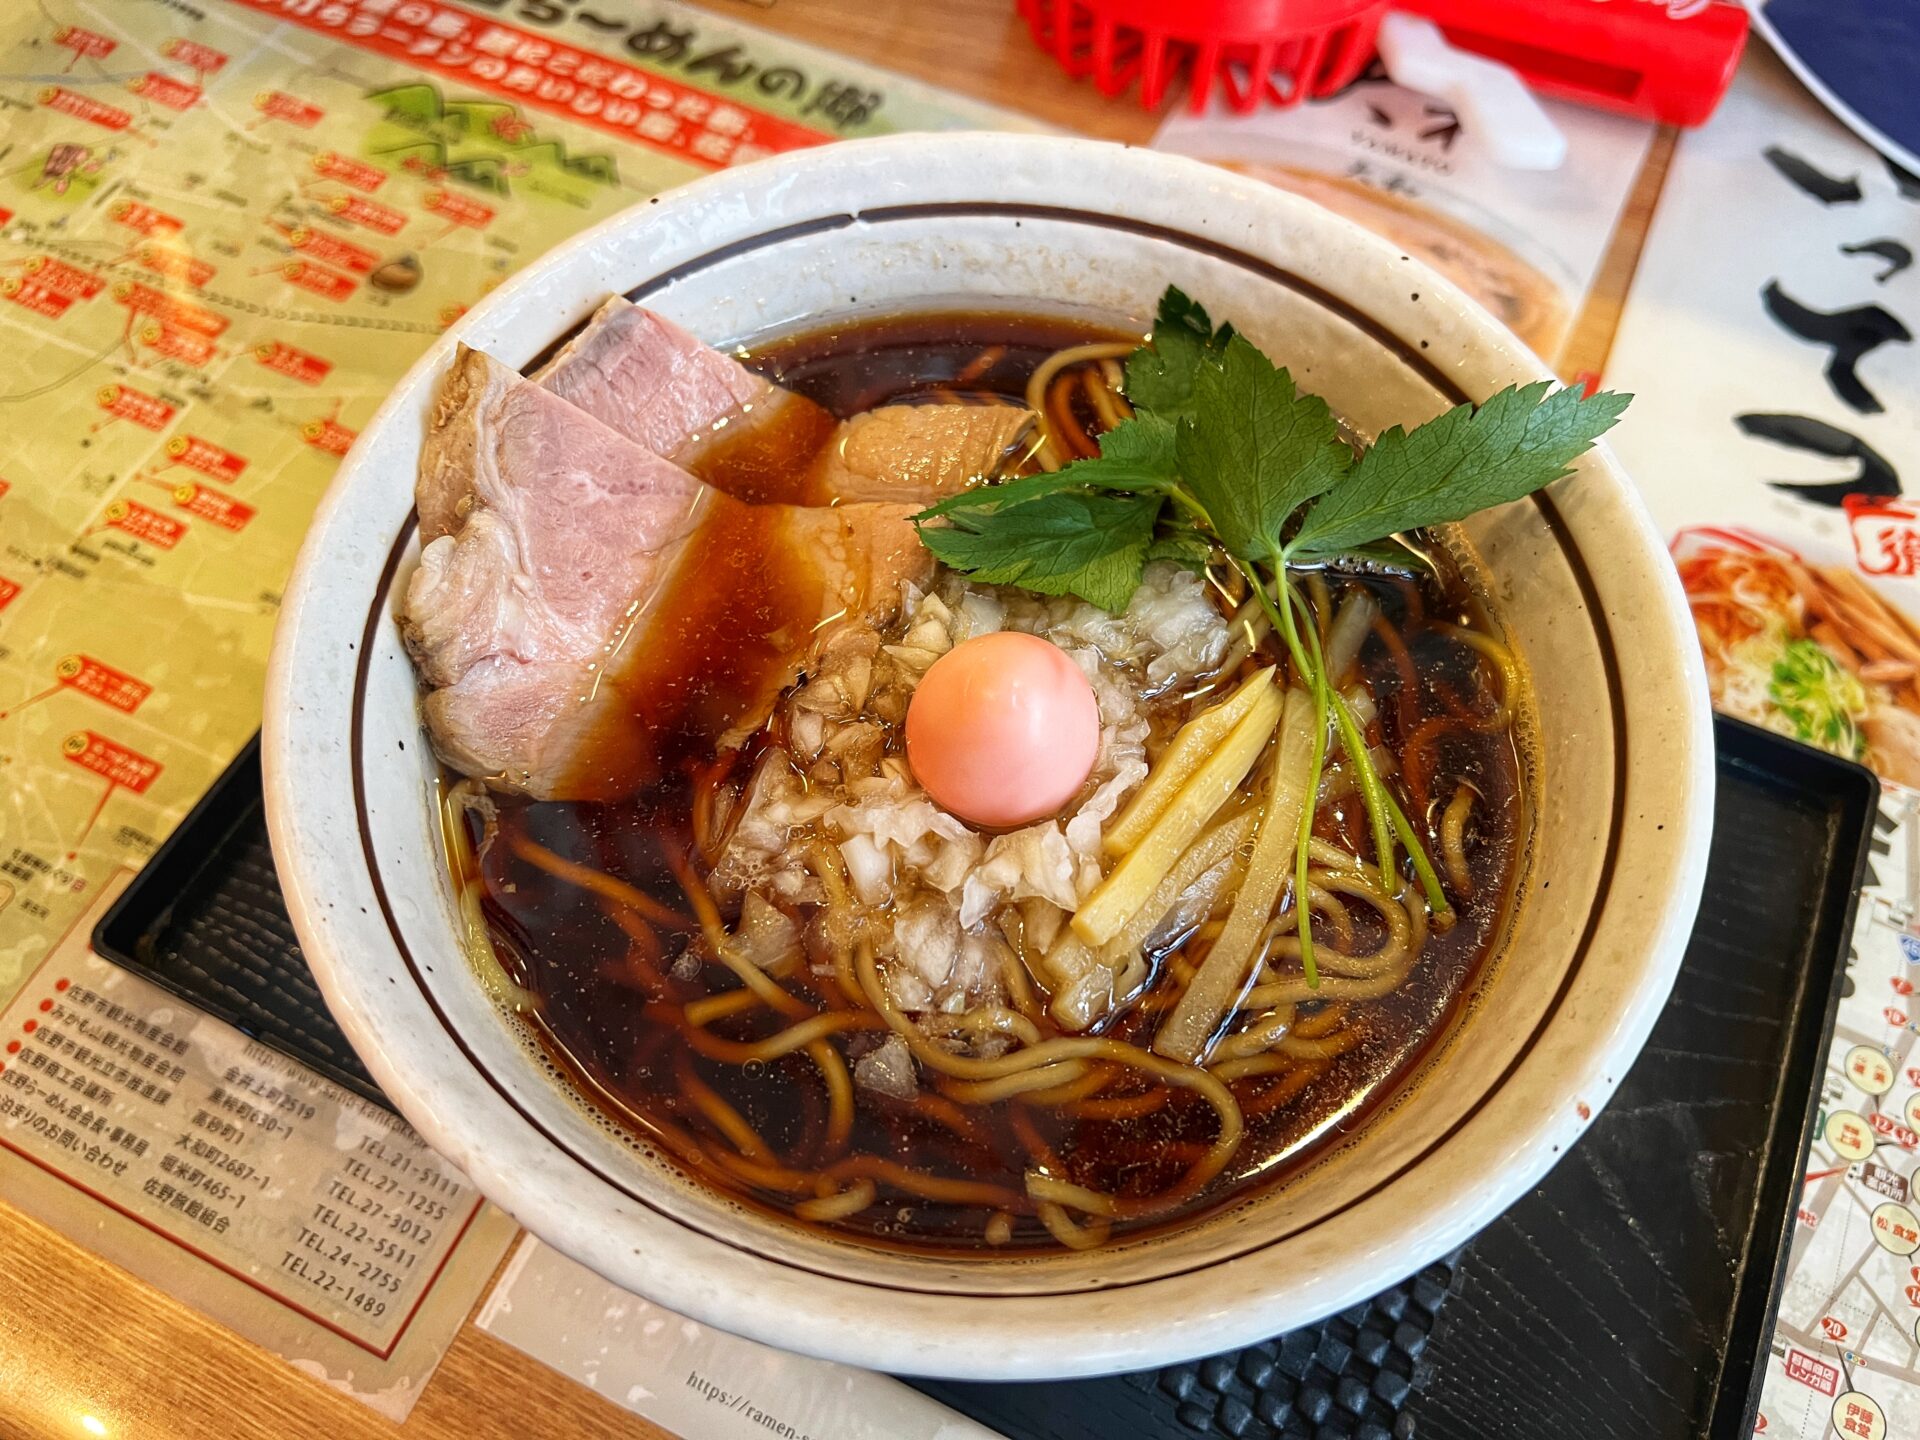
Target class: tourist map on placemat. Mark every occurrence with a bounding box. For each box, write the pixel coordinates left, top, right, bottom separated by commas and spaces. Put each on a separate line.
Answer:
0, 0, 1030, 1011
1758, 792, 1920, 1440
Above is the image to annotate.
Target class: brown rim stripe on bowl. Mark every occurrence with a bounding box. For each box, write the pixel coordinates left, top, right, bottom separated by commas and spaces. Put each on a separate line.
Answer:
350, 202, 1630, 1296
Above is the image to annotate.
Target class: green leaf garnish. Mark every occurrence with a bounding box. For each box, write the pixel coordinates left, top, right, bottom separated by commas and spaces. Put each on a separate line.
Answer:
1066, 412, 1180, 489
1174, 334, 1351, 564
913, 466, 1081, 520
1287, 382, 1629, 560
912, 415, 1179, 522
1145, 530, 1215, 570
917, 490, 1162, 612
1124, 286, 1234, 420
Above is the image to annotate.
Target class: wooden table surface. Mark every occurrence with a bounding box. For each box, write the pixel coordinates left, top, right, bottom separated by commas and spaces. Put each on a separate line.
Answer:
0, 3, 1678, 1437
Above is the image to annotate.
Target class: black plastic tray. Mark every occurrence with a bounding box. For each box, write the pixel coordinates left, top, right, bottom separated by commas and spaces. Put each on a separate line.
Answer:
1414, 716, 1876, 1439
94, 733, 385, 1106
92, 716, 1876, 1438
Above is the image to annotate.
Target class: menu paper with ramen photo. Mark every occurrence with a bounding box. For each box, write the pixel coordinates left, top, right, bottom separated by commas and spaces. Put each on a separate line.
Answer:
0, 0, 1038, 1018
1153, 65, 1655, 374
1609, 51, 1918, 788
1607, 48, 1920, 1440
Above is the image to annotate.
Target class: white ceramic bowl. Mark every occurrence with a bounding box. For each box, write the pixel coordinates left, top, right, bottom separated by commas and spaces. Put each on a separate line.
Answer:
263, 133, 1713, 1379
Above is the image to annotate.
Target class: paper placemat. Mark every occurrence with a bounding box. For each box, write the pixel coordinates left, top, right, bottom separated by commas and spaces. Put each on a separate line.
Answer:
1608, 47, 1920, 1440
0, 0, 1037, 1014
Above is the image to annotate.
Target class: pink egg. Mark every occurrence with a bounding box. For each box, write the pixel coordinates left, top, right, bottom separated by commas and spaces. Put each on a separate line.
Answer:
906, 631, 1101, 829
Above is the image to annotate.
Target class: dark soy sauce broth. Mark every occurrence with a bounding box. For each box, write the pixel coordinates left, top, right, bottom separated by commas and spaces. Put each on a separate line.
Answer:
466, 310, 1527, 1254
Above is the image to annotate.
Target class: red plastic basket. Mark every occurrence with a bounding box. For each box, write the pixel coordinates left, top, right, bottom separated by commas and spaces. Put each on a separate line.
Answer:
1017, 0, 1389, 113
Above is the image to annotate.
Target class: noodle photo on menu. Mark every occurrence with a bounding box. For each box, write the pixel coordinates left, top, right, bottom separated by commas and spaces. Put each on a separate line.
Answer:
1676, 527, 1920, 787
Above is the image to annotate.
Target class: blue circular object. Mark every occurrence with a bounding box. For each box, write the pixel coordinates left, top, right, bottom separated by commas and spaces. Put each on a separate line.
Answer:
1751, 0, 1920, 173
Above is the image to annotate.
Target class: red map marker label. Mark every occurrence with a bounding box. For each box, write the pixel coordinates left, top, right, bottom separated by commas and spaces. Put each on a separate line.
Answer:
115, 281, 227, 337
110, 201, 183, 236
102, 499, 185, 548
281, 260, 355, 301
135, 244, 214, 289
313, 151, 387, 192
62, 731, 161, 791
61, 731, 162, 859
96, 384, 175, 431
170, 482, 253, 533
0, 578, 18, 614
254, 91, 324, 128
283, 227, 375, 274
55, 655, 151, 714
253, 340, 331, 385
301, 417, 356, 457
39, 87, 131, 131
130, 73, 201, 111
1, 277, 73, 319
161, 38, 227, 73
138, 323, 214, 368
24, 256, 104, 301
162, 434, 247, 483
54, 26, 116, 60
424, 189, 493, 230
325, 194, 406, 236
1784, 1348, 1838, 1396
1867, 1110, 1919, 1149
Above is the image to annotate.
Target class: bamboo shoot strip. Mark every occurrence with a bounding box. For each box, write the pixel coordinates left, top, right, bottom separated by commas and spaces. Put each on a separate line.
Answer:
1074, 682, 1284, 947
1102, 667, 1275, 856
1156, 689, 1317, 1064
1047, 815, 1255, 1031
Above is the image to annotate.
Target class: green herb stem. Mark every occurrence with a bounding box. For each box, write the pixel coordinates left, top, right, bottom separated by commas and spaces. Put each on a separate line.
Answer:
1166, 484, 1214, 534
1276, 572, 1396, 891
1247, 556, 1451, 948
1379, 780, 1454, 925
1296, 669, 1328, 989
1232, 555, 1321, 984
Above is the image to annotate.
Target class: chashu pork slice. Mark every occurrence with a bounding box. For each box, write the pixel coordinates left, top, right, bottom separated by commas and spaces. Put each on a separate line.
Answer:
529, 295, 1032, 506
404, 345, 931, 801
803, 402, 1034, 504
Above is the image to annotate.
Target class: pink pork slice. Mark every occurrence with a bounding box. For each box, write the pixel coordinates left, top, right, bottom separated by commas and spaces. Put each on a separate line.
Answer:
529, 296, 1032, 507
403, 344, 931, 801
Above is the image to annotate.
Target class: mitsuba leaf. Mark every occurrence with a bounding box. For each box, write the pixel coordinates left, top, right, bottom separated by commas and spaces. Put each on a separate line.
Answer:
913, 415, 1179, 522
1124, 286, 1235, 420
915, 491, 1163, 612
1145, 530, 1216, 571
913, 467, 1080, 521
1054, 412, 1180, 491
1175, 334, 1351, 563
1289, 383, 1630, 559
